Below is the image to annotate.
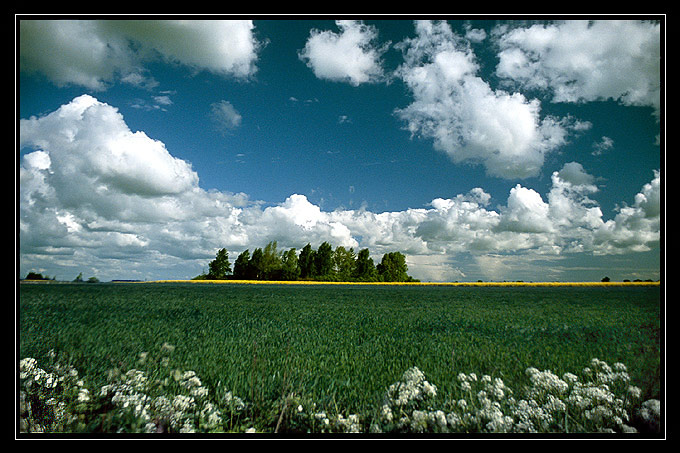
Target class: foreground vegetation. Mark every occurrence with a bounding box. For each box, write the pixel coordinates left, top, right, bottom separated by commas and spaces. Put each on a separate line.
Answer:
19, 350, 660, 434
18, 283, 661, 435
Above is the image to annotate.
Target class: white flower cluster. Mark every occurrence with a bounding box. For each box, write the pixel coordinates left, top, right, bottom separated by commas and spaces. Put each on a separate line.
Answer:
634, 399, 660, 433
19, 352, 90, 433
19, 351, 654, 435
18, 348, 252, 434
332, 413, 362, 433
372, 358, 646, 434
386, 367, 438, 408
561, 358, 639, 432
100, 366, 229, 433
286, 395, 362, 433
223, 391, 246, 412
373, 366, 441, 433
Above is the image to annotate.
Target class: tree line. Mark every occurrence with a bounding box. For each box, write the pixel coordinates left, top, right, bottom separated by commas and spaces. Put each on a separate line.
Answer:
196, 241, 419, 283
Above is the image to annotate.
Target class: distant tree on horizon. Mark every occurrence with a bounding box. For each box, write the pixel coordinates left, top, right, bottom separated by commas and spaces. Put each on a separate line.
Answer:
233, 250, 251, 279
280, 248, 300, 280
315, 241, 334, 279
207, 248, 231, 280
201, 241, 417, 283
298, 243, 316, 279
354, 248, 377, 281
377, 252, 409, 282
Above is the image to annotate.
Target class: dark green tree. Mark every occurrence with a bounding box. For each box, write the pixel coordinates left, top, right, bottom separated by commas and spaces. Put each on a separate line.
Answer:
298, 243, 316, 279
262, 241, 282, 280
354, 248, 377, 281
315, 241, 334, 279
377, 251, 409, 282
280, 248, 300, 281
207, 248, 231, 280
333, 246, 356, 282
249, 248, 264, 280
233, 250, 251, 279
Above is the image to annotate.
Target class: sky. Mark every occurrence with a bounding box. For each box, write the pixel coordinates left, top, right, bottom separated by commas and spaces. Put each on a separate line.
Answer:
17, 16, 663, 282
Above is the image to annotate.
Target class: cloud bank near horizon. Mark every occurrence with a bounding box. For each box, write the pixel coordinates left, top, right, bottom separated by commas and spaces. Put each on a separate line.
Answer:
19, 95, 660, 281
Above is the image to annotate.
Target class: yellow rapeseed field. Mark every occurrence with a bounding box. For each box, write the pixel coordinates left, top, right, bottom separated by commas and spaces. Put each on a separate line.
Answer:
144, 279, 660, 287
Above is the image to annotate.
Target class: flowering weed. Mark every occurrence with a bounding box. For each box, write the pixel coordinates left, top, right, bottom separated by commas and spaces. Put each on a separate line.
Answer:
19, 350, 658, 435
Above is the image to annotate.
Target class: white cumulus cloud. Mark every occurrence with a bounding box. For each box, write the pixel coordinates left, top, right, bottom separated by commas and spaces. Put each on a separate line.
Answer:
19, 96, 661, 281
495, 20, 661, 116
19, 19, 261, 90
20, 94, 199, 198
395, 20, 573, 179
299, 20, 388, 86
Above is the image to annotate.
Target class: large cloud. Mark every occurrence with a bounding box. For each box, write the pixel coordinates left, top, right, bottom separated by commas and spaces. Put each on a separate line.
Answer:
299, 20, 388, 86
19, 96, 245, 278
19, 96, 660, 281
395, 20, 574, 179
495, 20, 661, 116
19, 19, 261, 90
18, 96, 366, 279
20, 95, 199, 198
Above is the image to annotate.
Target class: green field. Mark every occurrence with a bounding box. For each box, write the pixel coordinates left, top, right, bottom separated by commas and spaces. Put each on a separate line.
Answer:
18, 282, 662, 433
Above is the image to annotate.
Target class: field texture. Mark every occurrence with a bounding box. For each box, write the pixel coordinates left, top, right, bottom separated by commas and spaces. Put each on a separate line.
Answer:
18, 282, 661, 433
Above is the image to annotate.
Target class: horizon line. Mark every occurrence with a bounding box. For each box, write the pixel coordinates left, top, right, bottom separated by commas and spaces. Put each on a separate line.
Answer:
137, 280, 661, 287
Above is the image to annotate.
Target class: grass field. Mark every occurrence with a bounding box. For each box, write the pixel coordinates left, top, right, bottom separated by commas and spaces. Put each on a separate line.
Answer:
18, 282, 662, 434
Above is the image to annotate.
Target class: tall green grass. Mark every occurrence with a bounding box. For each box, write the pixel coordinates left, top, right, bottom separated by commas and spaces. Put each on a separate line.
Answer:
19, 282, 661, 417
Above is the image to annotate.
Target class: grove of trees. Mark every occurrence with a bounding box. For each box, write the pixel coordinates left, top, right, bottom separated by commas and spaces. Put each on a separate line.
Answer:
198, 241, 419, 283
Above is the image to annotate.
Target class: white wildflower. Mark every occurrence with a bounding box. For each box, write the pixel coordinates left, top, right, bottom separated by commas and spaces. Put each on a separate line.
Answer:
123, 369, 148, 391
381, 405, 393, 423
627, 386, 642, 400
173, 394, 195, 412
446, 412, 463, 430
20, 357, 38, 378
224, 391, 245, 411
179, 421, 196, 433
315, 412, 330, 426
613, 362, 627, 372
200, 401, 222, 430
433, 410, 447, 431
335, 413, 361, 433
423, 380, 437, 398
77, 388, 90, 403
563, 372, 579, 385
410, 410, 429, 432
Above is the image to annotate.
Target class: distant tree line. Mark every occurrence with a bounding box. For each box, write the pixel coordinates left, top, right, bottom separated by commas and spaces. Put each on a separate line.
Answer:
22, 272, 99, 283
196, 241, 419, 282
23, 272, 55, 281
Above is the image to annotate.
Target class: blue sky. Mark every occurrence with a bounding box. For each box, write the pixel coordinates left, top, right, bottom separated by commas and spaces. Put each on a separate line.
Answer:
18, 17, 663, 282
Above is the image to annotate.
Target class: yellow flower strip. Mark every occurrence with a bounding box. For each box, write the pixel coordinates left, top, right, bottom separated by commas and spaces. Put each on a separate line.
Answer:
142, 280, 660, 287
